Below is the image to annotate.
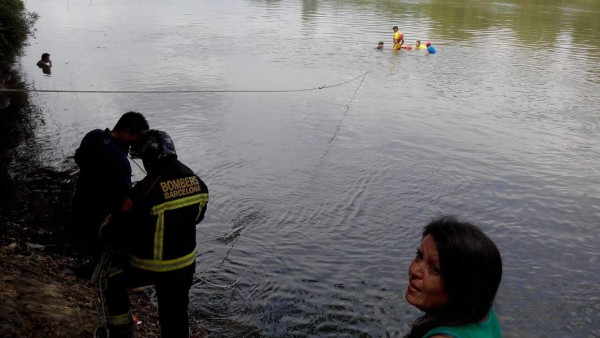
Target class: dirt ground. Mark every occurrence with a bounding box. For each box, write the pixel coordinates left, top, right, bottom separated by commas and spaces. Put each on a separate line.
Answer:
0, 217, 175, 337
0, 175, 179, 337
0, 241, 107, 337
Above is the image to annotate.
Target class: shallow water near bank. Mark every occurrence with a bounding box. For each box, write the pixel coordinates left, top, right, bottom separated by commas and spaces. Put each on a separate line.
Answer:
14, 0, 600, 337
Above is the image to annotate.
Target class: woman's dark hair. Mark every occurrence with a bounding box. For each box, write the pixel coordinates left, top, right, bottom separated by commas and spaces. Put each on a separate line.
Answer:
405, 216, 502, 338
113, 111, 149, 134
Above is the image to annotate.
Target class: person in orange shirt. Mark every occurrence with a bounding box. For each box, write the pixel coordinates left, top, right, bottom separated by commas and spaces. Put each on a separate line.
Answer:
392, 26, 404, 50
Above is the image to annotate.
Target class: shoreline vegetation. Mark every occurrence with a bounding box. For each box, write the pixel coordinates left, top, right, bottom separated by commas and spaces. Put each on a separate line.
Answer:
0, 1, 206, 336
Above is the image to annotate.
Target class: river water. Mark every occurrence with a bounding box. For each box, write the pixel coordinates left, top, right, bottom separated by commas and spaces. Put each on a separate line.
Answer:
17, 0, 600, 337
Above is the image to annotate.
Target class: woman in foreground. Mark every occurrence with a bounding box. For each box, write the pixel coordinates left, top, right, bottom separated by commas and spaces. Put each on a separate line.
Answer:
404, 216, 503, 338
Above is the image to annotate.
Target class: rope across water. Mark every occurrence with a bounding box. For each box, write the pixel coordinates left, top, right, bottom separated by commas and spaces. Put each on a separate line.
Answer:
0, 71, 368, 94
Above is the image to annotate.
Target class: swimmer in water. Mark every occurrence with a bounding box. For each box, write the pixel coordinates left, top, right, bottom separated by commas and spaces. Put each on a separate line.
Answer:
36, 53, 52, 74
426, 41, 436, 55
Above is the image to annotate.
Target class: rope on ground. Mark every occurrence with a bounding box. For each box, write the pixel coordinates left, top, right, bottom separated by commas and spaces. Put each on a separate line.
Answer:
0, 72, 368, 94
92, 249, 113, 338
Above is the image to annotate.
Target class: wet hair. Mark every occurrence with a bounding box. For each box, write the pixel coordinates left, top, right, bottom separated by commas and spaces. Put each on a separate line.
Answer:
378, 41, 384, 45
41, 53, 50, 60
405, 216, 502, 338
113, 111, 149, 134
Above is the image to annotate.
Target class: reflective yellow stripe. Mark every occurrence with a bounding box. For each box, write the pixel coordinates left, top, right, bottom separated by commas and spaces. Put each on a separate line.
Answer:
196, 193, 208, 220
129, 249, 196, 272
107, 266, 124, 278
153, 211, 165, 260
150, 193, 208, 260
151, 193, 208, 214
107, 311, 133, 326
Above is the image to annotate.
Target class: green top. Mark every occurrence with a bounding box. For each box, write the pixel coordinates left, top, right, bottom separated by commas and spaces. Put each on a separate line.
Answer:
423, 309, 502, 338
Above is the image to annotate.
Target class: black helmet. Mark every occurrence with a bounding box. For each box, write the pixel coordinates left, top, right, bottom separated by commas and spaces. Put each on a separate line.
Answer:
131, 129, 177, 161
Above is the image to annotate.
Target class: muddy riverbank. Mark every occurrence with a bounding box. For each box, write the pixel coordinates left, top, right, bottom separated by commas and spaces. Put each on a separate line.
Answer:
0, 71, 103, 336
0, 72, 206, 337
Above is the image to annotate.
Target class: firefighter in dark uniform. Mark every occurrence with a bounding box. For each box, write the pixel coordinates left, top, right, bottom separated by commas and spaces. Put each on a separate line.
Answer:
71, 112, 149, 276
99, 130, 209, 338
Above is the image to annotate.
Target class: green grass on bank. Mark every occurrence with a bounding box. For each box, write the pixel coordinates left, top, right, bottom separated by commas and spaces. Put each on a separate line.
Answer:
0, 0, 38, 74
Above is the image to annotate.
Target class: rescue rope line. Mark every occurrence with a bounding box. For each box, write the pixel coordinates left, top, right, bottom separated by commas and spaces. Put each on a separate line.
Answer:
0, 72, 368, 94
195, 274, 241, 289
194, 228, 253, 289
196, 228, 254, 245
328, 71, 369, 144
130, 157, 147, 175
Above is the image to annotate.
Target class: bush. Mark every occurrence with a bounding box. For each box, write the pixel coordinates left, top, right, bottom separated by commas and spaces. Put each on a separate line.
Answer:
0, 0, 38, 73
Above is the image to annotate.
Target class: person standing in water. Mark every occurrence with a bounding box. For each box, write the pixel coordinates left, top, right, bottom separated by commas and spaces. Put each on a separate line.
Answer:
392, 26, 404, 50
36, 53, 52, 74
